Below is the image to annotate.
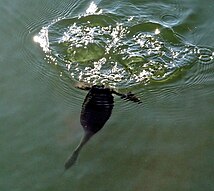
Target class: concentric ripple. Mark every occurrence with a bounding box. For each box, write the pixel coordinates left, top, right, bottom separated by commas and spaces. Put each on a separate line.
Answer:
34, 2, 214, 88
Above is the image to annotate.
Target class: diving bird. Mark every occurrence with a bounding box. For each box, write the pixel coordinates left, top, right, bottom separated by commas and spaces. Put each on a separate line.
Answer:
64, 85, 141, 170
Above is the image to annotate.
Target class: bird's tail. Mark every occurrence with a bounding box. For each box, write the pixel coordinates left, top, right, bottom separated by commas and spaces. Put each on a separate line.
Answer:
64, 132, 93, 170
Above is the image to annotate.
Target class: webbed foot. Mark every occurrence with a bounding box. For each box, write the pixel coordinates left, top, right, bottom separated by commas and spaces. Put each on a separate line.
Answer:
120, 92, 142, 103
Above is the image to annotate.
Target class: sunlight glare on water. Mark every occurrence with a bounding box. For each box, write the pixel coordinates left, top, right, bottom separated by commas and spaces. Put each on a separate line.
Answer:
34, 1, 214, 89
33, 27, 50, 53
85, 1, 103, 15
1, 0, 214, 190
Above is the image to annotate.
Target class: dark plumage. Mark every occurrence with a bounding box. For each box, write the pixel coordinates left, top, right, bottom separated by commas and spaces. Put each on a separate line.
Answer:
80, 85, 114, 134
64, 85, 141, 170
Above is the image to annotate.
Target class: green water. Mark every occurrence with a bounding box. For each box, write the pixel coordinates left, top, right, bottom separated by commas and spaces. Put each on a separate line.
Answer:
0, 0, 214, 191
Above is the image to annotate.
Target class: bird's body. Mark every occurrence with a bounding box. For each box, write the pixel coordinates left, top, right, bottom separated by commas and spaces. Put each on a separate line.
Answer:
80, 85, 114, 134
64, 84, 141, 170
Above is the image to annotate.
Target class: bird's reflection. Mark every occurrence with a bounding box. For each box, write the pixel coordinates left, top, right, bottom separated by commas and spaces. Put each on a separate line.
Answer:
64, 85, 141, 170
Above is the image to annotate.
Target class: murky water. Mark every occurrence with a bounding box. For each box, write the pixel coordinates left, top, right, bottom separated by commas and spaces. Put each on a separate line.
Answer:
1, 0, 214, 191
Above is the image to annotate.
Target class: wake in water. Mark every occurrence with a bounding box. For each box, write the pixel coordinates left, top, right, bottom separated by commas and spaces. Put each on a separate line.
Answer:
34, 1, 214, 89
32, 1, 214, 172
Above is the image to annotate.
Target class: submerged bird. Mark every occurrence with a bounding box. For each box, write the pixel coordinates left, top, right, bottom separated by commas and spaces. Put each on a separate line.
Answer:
64, 84, 141, 170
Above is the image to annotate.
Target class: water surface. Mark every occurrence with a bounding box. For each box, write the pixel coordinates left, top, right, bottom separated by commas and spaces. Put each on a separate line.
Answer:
0, 0, 214, 191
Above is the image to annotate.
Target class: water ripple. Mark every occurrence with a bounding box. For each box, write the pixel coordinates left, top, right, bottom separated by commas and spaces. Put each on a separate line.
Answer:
33, 1, 214, 108
18, 0, 89, 109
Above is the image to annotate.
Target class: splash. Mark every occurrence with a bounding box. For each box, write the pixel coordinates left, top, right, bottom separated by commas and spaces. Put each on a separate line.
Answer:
85, 1, 103, 15
33, 27, 50, 53
34, 2, 214, 88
